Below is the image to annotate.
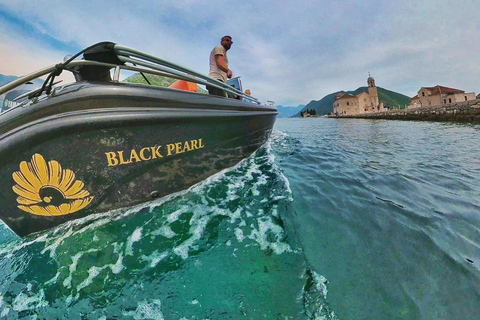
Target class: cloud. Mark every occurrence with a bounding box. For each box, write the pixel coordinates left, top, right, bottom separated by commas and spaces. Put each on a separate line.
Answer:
0, 28, 64, 76
1, 0, 479, 106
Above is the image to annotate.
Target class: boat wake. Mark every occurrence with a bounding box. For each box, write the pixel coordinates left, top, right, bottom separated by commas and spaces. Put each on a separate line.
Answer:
0, 134, 336, 319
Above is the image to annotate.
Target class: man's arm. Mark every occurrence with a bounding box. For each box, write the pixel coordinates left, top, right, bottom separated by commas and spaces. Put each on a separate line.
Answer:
215, 55, 233, 78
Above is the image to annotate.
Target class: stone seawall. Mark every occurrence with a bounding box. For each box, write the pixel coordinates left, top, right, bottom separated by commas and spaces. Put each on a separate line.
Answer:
329, 100, 480, 123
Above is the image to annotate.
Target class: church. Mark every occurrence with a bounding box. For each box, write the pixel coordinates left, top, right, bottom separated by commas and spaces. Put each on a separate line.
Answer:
333, 75, 383, 115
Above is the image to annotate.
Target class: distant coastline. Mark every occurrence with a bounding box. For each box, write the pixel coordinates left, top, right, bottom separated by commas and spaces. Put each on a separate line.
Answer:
328, 99, 480, 123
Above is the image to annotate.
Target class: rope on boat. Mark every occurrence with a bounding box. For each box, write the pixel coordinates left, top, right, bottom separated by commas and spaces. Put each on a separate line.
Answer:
30, 41, 114, 98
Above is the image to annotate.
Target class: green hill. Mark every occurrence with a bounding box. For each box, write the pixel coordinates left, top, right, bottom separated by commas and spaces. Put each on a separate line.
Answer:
123, 73, 207, 94
293, 87, 411, 117
123, 73, 177, 87
377, 87, 412, 108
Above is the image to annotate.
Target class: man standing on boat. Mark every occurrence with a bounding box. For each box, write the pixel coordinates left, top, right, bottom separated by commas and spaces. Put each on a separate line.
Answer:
207, 35, 233, 97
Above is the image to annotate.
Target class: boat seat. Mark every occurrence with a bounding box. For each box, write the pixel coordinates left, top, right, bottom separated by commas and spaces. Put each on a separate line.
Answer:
76, 42, 124, 82
77, 65, 112, 82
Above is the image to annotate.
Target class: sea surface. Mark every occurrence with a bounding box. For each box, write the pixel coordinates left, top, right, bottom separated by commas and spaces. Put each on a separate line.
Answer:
1, 117, 479, 319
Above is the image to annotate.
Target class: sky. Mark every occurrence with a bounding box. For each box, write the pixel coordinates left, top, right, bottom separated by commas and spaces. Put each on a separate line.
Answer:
1, 0, 479, 107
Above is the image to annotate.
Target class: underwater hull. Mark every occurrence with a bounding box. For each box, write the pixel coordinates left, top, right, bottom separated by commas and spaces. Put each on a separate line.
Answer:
0, 83, 276, 237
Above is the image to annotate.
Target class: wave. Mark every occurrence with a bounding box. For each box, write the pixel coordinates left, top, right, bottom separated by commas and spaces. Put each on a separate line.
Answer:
0, 137, 336, 319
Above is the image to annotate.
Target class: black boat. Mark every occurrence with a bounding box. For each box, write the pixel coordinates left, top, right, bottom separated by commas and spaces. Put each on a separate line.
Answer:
0, 42, 277, 237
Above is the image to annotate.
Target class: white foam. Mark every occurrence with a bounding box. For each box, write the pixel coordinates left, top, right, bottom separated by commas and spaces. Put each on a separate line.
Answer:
76, 266, 100, 292
125, 227, 143, 256
247, 216, 292, 255
228, 208, 242, 223
12, 288, 48, 312
310, 270, 329, 298
63, 251, 83, 288
61, 248, 124, 297
151, 225, 176, 239
40, 228, 73, 258
173, 243, 190, 260
0, 306, 9, 318
43, 270, 61, 287
235, 228, 245, 242
122, 299, 164, 320
141, 250, 169, 268
166, 207, 187, 223
110, 253, 124, 274
173, 227, 204, 260
0, 140, 297, 317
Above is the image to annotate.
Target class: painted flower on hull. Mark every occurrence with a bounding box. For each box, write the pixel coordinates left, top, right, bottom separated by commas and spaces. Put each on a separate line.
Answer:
12, 154, 94, 216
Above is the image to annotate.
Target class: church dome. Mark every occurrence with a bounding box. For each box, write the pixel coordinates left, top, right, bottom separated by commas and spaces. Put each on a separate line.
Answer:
367, 74, 375, 87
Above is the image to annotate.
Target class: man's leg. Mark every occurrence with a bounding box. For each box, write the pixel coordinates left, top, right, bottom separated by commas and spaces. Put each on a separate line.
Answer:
207, 85, 226, 97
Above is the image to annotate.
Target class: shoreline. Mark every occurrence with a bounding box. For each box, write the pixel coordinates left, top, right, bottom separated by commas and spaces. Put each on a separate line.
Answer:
327, 99, 480, 123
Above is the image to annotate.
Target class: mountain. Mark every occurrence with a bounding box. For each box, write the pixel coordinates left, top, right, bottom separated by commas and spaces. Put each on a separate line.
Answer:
0, 74, 22, 87
275, 104, 305, 118
293, 92, 341, 117
292, 87, 411, 117
0, 74, 45, 88
0, 74, 45, 105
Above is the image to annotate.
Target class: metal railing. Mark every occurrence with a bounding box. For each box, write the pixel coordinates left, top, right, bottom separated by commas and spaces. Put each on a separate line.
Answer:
0, 44, 260, 104
113, 45, 259, 103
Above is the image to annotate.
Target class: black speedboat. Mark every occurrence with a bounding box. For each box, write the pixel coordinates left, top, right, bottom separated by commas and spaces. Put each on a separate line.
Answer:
0, 42, 277, 237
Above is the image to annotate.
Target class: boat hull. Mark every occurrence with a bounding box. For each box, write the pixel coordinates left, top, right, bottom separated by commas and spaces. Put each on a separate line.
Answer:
0, 82, 276, 237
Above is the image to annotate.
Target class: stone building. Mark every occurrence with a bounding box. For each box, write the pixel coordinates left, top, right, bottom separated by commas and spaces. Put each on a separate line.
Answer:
333, 75, 383, 115
409, 85, 476, 109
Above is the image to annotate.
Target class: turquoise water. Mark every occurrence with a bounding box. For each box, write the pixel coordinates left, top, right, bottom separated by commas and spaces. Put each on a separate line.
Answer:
1, 117, 479, 319
274, 118, 480, 319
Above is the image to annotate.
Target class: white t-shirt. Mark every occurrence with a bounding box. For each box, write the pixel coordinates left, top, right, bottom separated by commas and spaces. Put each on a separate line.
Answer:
208, 45, 228, 82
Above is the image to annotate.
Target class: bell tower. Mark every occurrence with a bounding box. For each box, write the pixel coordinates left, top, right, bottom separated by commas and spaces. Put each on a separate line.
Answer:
367, 73, 379, 107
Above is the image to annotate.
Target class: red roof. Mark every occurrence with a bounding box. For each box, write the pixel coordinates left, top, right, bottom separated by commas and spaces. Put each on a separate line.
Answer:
336, 93, 356, 100
422, 85, 464, 95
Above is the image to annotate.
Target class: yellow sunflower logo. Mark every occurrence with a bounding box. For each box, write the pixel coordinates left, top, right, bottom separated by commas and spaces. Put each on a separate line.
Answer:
12, 154, 94, 216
